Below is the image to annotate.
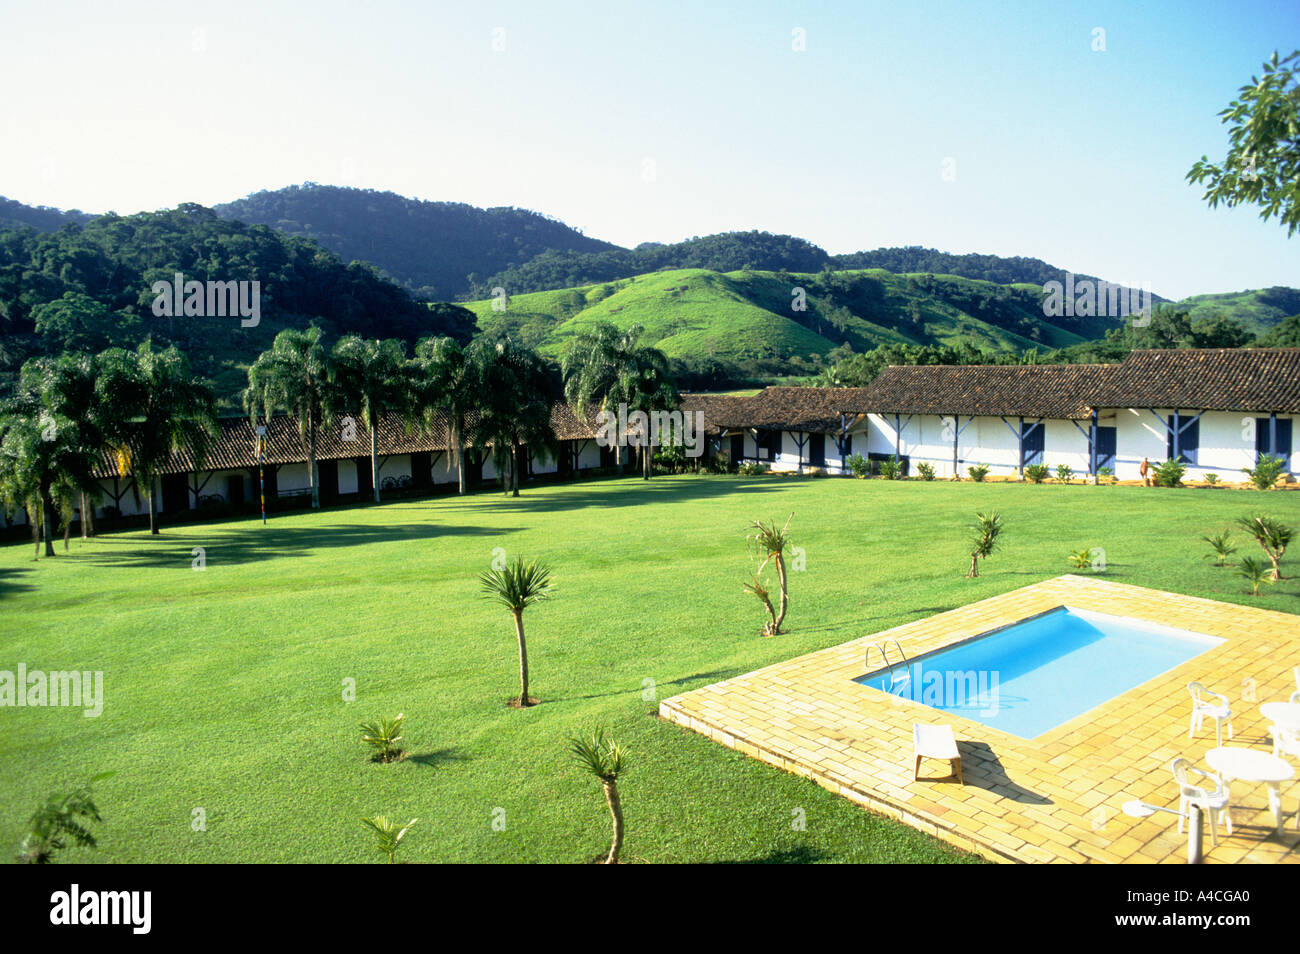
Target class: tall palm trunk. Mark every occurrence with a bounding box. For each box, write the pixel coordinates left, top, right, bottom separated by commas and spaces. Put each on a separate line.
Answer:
370, 422, 380, 503
79, 492, 88, 539
602, 779, 624, 864
29, 506, 39, 558
773, 552, 788, 631
42, 491, 56, 557
307, 415, 320, 509
454, 419, 466, 495
512, 444, 520, 497
513, 609, 531, 706
147, 475, 159, 534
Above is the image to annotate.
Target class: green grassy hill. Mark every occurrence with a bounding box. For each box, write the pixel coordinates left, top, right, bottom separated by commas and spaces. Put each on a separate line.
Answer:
462, 267, 1121, 364
1175, 286, 1300, 335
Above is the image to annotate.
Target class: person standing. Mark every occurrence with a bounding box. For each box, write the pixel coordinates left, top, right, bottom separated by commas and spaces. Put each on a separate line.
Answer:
1139, 456, 1151, 486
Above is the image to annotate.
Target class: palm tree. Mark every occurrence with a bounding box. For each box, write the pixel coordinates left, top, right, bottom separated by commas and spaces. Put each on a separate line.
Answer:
568, 728, 629, 864
95, 341, 216, 534
0, 406, 97, 557
360, 815, 417, 864
478, 556, 554, 706
620, 343, 679, 480
745, 514, 793, 636
467, 338, 558, 497
2, 355, 108, 555
1235, 514, 1292, 581
966, 511, 1003, 578
243, 327, 333, 510
1239, 556, 1272, 595
409, 337, 477, 495
562, 323, 677, 477
17, 773, 112, 864
23, 354, 104, 539
1202, 531, 1237, 567
330, 336, 407, 503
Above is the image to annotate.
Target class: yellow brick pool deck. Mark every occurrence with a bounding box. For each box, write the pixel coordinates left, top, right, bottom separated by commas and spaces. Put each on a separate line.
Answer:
660, 575, 1300, 864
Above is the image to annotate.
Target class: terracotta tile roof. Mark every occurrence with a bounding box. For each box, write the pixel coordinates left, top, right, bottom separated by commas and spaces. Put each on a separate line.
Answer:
681, 387, 874, 432
857, 363, 1118, 419
1096, 348, 1300, 413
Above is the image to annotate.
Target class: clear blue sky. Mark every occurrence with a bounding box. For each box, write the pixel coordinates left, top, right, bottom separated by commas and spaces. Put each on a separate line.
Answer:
1, 0, 1296, 299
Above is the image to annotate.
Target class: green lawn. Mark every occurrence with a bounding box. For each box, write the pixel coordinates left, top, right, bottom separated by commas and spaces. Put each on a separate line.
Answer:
2, 475, 1298, 863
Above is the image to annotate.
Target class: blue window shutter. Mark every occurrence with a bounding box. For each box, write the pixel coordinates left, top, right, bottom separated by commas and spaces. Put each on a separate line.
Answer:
1181, 418, 1199, 465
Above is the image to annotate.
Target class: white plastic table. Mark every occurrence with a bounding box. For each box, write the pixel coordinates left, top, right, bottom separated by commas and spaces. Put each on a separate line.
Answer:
1260, 702, 1300, 731
1206, 746, 1294, 834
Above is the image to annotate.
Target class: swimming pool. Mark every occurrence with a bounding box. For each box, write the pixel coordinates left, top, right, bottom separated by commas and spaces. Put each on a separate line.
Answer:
854, 606, 1224, 739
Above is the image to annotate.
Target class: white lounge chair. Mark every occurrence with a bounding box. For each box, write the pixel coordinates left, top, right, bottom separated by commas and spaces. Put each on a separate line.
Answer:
913, 723, 963, 785
1188, 682, 1233, 746
1171, 757, 1232, 846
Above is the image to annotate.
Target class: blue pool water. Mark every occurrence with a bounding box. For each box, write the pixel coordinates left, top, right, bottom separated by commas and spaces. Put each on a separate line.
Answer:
854, 606, 1223, 739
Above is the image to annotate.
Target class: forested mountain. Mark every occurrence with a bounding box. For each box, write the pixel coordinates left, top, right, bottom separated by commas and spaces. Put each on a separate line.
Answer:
0, 204, 475, 406
0, 195, 94, 232
828, 246, 1167, 299
477, 234, 1161, 305
213, 183, 618, 300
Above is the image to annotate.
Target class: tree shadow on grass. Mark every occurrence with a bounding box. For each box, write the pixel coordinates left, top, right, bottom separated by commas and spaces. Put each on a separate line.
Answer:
555, 668, 747, 703
409, 477, 786, 516
406, 747, 470, 770
712, 844, 830, 864
0, 565, 37, 599
76, 522, 518, 570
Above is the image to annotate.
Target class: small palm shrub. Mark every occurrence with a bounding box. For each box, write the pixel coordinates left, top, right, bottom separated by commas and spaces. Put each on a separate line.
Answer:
1068, 547, 1095, 569
16, 774, 112, 864
1239, 556, 1273, 596
915, 462, 937, 481
1055, 464, 1074, 483
1024, 463, 1050, 484
967, 463, 989, 482
1096, 465, 1114, 484
479, 557, 555, 706
1243, 454, 1286, 490
878, 455, 903, 480
568, 728, 629, 864
966, 511, 1003, 578
1235, 513, 1292, 580
744, 514, 793, 636
737, 461, 770, 476
360, 815, 417, 864
359, 713, 406, 763
846, 453, 869, 479
1203, 473, 1220, 486
1152, 458, 1186, 487
1201, 531, 1236, 567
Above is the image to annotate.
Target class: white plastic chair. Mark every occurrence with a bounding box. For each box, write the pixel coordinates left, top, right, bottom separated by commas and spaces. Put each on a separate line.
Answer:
912, 723, 963, 785
1171, 757, 1233, 846
1270, 722, 1300, 762
1188, 682, 1233, 746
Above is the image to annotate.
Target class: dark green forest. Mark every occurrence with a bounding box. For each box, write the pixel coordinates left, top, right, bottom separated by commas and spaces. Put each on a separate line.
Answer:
214, 183, 618, 300
0, 204, 474, 407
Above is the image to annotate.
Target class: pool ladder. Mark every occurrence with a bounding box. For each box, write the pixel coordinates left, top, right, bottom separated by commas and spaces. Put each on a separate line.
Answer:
864, 638, 909, 694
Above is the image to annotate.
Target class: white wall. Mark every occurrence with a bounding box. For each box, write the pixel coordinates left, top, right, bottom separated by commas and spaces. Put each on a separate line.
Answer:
1109, 409, 1297, 481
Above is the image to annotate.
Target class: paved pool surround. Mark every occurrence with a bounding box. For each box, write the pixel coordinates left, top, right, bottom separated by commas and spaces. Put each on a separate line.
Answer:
660, 575, 1300, 864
